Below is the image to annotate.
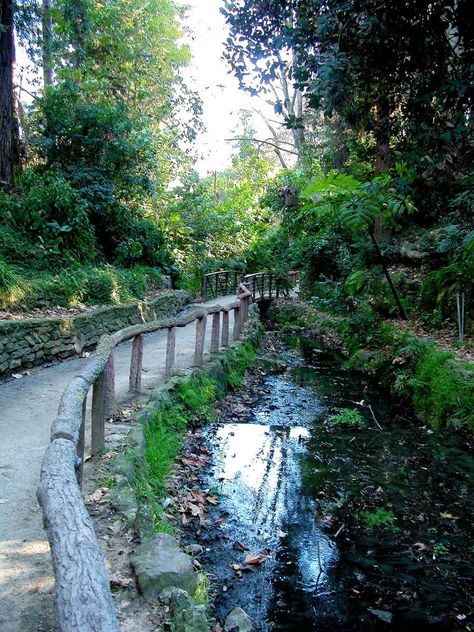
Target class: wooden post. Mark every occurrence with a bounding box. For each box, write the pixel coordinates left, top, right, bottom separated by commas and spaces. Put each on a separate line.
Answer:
104, 351, 115, 419
165, 326, 176, 376
91, 370, 106, 456
129, 334, 143, 393
225, 271, 229, 295
203, 276, 207, 301
222, 309, 230, 347
233, 306, 241, 340
76, 397, 86, 485
211, 312, 220, 353
194, 315, 207, 367
215, 273, 219, 298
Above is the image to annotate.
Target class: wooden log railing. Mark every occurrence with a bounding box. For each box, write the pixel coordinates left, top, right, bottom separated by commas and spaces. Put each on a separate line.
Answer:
37, 288, 252, 632
202, 270, 242, 301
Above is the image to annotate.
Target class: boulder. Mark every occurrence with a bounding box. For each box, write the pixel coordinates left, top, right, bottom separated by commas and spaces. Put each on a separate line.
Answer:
110, 485, 138, 521
225, 607, 254, 632
131, 533, 197, 598
173, 605, 210, 632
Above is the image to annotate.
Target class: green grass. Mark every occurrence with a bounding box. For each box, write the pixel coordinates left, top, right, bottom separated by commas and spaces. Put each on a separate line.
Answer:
177, 375, 217, 420
193, 572, 214, 609
225, 342, 257, 389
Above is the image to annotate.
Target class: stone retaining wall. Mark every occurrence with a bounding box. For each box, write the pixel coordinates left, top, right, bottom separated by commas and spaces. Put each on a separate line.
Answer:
0, 291, 192, 376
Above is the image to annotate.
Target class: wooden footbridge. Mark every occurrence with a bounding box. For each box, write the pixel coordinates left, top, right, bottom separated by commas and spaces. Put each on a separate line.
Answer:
36, 269, 299, 632
203, 269, 300, 302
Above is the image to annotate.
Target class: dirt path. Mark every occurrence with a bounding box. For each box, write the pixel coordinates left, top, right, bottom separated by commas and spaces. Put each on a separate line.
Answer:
0, 296, 237, 632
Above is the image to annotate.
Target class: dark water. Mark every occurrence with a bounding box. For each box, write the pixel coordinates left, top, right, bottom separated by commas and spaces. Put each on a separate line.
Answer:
202, 335, 473, 631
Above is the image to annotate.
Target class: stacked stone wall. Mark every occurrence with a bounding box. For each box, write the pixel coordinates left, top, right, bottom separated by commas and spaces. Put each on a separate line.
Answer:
0, 291, 192, 376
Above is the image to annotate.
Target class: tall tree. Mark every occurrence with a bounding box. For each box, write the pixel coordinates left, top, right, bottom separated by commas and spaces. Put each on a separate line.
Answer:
42, 0, 53, 87
0, 0, 18, 185
223, 0, 473, 185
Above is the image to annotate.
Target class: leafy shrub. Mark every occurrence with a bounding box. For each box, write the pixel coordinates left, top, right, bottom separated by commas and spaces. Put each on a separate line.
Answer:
116, 267, 147, 302
412, 348, 474, 429
17, 170, 96, 262
327, 408, 367, 428
359, 507, 396, 530
83, 270, 117, 304
30, 270, 83, 307
0, 224, 42, 267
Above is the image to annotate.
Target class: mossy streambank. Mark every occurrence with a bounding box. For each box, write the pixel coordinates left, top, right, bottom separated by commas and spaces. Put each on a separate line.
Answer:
267, 300, 474, 431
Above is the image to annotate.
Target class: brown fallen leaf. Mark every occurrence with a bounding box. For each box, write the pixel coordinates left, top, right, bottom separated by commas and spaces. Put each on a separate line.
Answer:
86, 488, 108, 503
414, 542, 428, 551
244, 554, 267, 566
233, 541, 249, 552
206, 496, 219, 505
440, 512, 460, 520
188, 503, 203, 518
191, 491, 207, 505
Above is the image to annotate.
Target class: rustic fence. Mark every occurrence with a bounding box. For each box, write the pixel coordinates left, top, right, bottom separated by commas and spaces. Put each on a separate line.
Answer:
242, 270, 300, 302
203, 269, 300, 303
202, 270, 242, 301
37, 286, 252, 632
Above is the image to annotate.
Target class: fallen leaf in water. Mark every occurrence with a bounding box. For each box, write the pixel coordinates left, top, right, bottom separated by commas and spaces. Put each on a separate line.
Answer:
244, 554, 267, 566
368, 608, 392, 623
440, 512, 460, 520
188, 503, 203, 518
414, 542, 428, 551
191, 491, 207, 505
233, 541, 249, 552
206, 496, 219, 505
277, 529, 287, 538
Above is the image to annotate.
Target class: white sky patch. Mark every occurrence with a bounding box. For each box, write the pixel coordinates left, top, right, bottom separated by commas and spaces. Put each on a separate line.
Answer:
180, 0, 276, 175
15, 0, 280, 175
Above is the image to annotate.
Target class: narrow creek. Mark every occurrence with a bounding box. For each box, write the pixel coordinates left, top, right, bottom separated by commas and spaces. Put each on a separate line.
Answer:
183, 333, 473, 631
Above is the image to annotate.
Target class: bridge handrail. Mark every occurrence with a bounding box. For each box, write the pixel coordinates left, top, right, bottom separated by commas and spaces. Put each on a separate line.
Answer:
202, 270, 242, 301
242, 270, 300, 301
37, 291, 252, 632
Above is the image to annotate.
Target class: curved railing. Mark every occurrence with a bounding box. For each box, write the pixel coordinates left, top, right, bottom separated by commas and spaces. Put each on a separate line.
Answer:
37, 287, 252, 632
243, 270, 300, 302
202, 270, 242, 301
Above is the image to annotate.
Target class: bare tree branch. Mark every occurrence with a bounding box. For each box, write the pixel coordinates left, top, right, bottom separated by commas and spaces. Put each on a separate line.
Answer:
225, 137, 299, 156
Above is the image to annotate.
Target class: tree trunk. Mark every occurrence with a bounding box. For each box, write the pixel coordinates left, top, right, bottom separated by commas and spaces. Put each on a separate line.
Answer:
42, 0, 53, 87
0, 0, 18, 185
373, 95, 391, 242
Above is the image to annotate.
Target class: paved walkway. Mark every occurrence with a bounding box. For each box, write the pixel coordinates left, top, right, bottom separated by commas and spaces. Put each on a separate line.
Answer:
0, 296, 237, 632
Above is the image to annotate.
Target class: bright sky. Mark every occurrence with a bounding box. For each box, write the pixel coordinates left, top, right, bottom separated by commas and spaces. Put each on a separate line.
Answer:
180, 0, 275, 175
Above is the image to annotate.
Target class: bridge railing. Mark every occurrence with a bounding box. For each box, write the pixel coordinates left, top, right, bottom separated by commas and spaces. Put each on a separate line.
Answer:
243, 270, 300, 302
37, 286, 252, 632
202, 270, 242, 301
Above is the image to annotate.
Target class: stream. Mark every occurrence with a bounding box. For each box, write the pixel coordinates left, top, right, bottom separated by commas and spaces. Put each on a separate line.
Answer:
184, 334, 473, 631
